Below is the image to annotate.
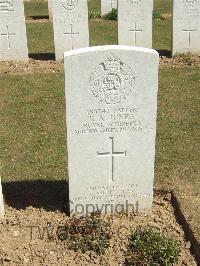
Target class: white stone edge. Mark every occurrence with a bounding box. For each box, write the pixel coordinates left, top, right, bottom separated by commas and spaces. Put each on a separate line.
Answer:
64, 45, 159, 58
0, 176, 4, 222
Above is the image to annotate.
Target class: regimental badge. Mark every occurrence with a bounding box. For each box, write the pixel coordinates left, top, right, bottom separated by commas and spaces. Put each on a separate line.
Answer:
183, 0, 196, 4
89, 56, 135, 105
127, 0, 142, 6
59, 0, 78, 10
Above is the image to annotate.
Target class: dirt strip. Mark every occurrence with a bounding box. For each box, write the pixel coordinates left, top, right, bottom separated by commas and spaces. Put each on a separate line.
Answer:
0, 54, 200, 75
0, 192, 197, 265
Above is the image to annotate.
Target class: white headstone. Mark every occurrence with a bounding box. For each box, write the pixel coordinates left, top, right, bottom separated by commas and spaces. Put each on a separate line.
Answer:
48, 0, 53, 21
118, 0, 153, 48
0, 177, 4, 222
52, 0, 89, 60
0, 0, 28, 61
64, 45, 159, 215
172, 0, 200, 56
101, 0, 117, 16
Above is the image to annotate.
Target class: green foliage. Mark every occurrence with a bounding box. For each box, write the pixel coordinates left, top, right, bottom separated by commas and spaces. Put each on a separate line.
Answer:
57, 213, 111, 255
89, 11, 101, 20
103, 8, 117, 21
127, 227, 180, 265
153, 10, 162, 20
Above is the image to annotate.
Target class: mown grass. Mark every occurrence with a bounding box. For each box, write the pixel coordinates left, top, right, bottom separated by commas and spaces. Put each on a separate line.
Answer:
0, 73, 66, 182
24, 0, 48, 17
1, 68, 199, 185
25, 0, 172, 54
2, 0, 200, 246
1, 67, 199, 241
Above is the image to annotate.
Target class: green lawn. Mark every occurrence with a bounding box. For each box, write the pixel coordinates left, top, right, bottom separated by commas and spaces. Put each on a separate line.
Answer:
24, 0, 48, 17
1, 0, 200, 246
25, 0, 172, 54
26, 18, 172, 55
1, 68, 199, 185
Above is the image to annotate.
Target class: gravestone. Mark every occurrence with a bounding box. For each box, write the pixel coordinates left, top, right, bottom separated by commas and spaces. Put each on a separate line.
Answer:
52, 0, 89, 60
64, 45, 159, 215
118, 0, 153, 48
0, 177, 4, 221
101, 0, 117, 16
0, 0, 28, 61
172, 0, 200, 56
48, 0, 53, 21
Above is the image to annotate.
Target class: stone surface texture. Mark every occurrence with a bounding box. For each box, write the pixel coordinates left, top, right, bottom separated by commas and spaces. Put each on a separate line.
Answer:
48, 0, 53, 21
64, 46, 159, 215
52, 0, 89, 60
0, 0, 28, 61
101, 0, 117, 16
118, 0, 153, 48
173, 0, 200, 55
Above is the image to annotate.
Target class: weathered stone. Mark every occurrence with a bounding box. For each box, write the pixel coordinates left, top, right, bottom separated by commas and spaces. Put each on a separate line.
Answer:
172, 0, 200, 55
64, 45, 159, 215
0, 0, 28, 61
52, 0, 89, 60
118, 0, 153, 48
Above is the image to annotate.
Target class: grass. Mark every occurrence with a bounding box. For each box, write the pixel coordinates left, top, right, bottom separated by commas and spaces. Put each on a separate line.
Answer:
1, 0, 200, 249
1, 67, 199, 185
24, 0, 172, 54
1, 67, 200, 243
0, 73, 66, 182
26, 23, 55, 54
154, 0, 172, 14
24, 0, 48, 17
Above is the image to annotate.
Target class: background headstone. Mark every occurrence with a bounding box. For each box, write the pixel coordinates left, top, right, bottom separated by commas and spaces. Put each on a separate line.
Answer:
0, 0, 28, 61
64, 45, 159, 215
172, 0, 200, 56
52, 0, 89, 60
0, 177, 4, 222
48, 0, 53, 21
118, 0, 153, 48
101, 0, 117, 16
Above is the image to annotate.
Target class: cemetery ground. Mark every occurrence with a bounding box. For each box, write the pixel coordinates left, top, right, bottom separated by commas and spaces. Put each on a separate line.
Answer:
0, 0, 200, 264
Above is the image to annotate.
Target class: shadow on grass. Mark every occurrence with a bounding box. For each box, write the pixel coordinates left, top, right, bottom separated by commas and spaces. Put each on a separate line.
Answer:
157, 50, 171, 58
26, 15, 49, 20
2, 180, 69, 214
29, 53, 55, 61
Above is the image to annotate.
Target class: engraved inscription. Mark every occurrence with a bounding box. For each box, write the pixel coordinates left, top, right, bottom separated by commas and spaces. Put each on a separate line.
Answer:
129, 22, 142, 45
74, 106, 143, 135
97, 137, 127, 182
183, 0, 196, 5
0, 26, 15, 49
64, 23, 79, 49
128, 0, 142, 6
60, 0, 78, 10
72, 184, 151, 205
89, 56, 135, 104
0, 0, 14, 11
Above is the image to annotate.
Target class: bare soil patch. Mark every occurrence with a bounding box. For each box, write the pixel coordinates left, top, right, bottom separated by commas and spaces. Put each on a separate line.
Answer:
0, 192, 197, 265
0, 55, 199, 75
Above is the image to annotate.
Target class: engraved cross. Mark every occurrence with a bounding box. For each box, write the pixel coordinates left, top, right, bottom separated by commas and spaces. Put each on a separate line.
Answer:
182, 22, 197, 46
97, 137, 127, 182
0, 26, 15, 49
109, 0, 115, 9
129, 22, 142, 45
64, 23, 79, 50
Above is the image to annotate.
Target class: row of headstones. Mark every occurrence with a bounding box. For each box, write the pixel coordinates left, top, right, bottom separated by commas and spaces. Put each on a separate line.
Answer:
0, 44, 159, 220
0, 0, 200, 61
